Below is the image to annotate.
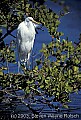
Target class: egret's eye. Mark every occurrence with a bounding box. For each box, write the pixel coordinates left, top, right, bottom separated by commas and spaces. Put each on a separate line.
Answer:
29, 19, 33, 21
29, 19, 32, 21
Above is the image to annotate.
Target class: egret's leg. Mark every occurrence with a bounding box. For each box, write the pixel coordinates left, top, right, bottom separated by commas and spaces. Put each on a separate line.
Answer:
18, 61, 20, 73
27, 60, 30, 70
24, 59, 26, 70
27, 53, 31, 70
6, 60, 9, 73
24, 59, 30, 70
17, 52, 20, 73
18, 54, 23, 74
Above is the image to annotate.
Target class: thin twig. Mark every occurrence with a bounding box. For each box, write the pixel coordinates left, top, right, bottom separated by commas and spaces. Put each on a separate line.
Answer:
9, 33, 16, 38
2, 89, 39, 114
0, 27, 17, 41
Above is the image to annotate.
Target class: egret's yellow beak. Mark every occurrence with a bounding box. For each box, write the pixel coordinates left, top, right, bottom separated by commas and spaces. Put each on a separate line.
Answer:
32, 19, 40, 24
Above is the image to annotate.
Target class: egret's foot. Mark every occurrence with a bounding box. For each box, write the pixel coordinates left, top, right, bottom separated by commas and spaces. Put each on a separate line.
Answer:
18, 61, 24, 74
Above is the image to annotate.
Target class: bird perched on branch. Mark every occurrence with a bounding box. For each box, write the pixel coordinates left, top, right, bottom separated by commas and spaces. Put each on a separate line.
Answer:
16, 17, 41, 73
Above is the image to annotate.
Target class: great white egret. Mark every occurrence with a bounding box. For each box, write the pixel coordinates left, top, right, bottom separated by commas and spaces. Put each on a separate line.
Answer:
16, 17, 41, 72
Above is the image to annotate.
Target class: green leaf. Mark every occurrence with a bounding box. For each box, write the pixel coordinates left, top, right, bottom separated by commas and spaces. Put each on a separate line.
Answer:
59, 32, 64, 36
78, 74, 81, 79
35, 66, 38, 70
55, 20, 60, 26
55, 15, 59, 19
40, 85, 44, 89
45, 79, 50, 84
27, 80, 34, 84
0, 29, 2, 33
42, 43, 46, 48
59, 1, 65, 6
36, 60, 41, 66
73, 66, 79, 72
63, 104, 69, 109
26, 4, 30, 8
25, 86, 30, 94
0, 70, 3, 76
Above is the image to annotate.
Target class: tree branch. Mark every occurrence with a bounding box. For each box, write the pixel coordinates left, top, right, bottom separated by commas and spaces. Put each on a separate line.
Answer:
0, 27, 17, 41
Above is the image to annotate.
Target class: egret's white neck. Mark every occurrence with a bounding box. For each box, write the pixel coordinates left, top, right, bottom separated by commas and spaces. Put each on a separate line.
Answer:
24, 20, 29, 27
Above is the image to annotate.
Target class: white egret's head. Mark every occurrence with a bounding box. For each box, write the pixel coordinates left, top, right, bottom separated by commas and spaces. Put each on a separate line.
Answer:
25, 17, 40, 27
25, 17, 33, 22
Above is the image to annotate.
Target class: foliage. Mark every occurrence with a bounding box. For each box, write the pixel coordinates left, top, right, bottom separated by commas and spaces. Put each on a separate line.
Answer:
14, 37, 81, 107
0, 0, 81, 113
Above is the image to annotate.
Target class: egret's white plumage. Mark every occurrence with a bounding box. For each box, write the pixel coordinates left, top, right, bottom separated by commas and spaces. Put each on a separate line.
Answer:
16, 17, 40, 72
